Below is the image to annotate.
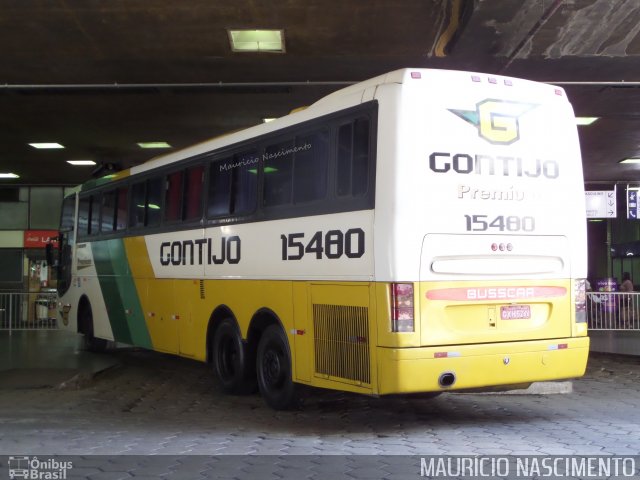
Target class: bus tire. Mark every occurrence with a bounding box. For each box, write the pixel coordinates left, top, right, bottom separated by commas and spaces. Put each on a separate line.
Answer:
256, 324, 297, 410
79, 300, 108, 353
211, 318, 256, 394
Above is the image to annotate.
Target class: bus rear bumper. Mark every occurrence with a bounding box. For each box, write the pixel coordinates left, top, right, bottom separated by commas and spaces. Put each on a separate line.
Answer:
376, 336, 589, 395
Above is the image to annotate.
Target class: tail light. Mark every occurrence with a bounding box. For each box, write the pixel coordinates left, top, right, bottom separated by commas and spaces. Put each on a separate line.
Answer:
390, 283, 414, 332
574, 279, 586, 323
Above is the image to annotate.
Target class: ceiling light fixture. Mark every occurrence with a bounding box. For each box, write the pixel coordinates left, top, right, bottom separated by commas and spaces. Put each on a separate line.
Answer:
29, 143, 65, 149
620, 158, 640, 164
0, 173, 19, 178
263, 118, 276, 123
137, 142, 172, 149
67, 160, 96, 166
575, 117, 599, 126
228, 29, 285, 53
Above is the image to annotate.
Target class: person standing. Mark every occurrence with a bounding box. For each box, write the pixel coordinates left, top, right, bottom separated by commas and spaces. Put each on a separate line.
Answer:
620, 272, 634, 327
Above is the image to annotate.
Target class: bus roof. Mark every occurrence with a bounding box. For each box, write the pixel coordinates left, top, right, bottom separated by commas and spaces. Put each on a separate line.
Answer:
79, 68, 565, 191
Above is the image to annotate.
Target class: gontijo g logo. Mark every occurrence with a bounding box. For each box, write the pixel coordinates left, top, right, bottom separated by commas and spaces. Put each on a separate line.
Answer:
449, 100, 538, 145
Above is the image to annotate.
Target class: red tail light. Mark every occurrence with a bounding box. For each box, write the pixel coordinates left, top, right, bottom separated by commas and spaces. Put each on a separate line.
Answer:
391, 283, 414, 332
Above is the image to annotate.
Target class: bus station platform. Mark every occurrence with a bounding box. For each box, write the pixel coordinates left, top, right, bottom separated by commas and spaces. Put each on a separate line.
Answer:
1, 329, 639, 460
0, 330, 119, 389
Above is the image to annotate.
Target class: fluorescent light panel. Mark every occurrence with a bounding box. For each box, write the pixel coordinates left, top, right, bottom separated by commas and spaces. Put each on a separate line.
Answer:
575, 117, 599, 126
0, 173, 19, 178
263, 118, 276, 123
67, 160, 96, 166
29, 142, 64, 149
620, 158, 640, 164
137, 142, 172, 149
229, 29, 285, 52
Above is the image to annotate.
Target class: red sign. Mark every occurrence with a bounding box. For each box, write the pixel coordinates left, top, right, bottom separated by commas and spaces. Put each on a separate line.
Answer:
24, 230, 59, 249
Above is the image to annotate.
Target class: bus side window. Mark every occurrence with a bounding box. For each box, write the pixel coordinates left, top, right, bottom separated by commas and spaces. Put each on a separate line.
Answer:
264, 140, 294, 206
101, 190, 116, 233
115, 186, 128, 231
207, 159, 232, 217
208, 151, 257, 217
231, 151, 257, 214
89, 194, 101, 235
146, 177, 163, 227
60, 195, 75, 233
183, 165, 204, 221
293, 129, 328, 203
78, 196, 91, 236
337, 117, 370, 197
129, 181, 146, 228
164, 170, 183, 223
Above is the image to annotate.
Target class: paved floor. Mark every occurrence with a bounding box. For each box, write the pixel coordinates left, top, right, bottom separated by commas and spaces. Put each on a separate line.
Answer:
0, 332, 640, 455
1, 331, 639, 459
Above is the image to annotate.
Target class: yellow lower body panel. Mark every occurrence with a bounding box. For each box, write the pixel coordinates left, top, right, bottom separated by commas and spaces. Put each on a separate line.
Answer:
376, 336, 589, 395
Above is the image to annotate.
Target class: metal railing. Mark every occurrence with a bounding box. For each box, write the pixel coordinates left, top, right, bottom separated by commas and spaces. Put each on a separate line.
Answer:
0, 291, 58, 332
587, 292, 640, 330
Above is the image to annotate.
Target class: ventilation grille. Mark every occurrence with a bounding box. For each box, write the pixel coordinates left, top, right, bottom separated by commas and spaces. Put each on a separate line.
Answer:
313, 304, 370, 385
199, 280, 205, 299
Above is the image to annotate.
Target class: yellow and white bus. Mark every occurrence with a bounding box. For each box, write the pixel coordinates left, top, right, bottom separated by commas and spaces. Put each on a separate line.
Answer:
53, 69, 589, 409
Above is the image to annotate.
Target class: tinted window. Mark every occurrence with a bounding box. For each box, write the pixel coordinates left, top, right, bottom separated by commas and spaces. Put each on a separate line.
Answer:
337, 117, 370, 197
164, 171, 183, 223
146, 177, 163, 227
60, 196, 75, 233
293, 130, 328, 203
101, 190, 116, 232
116, 187, 128, 231
78, 196, 90, 236
89, 194, 100, 235
129, 182, 146, 228
264, 130, 328, 206
183, 165, 204, 221
264, 140, 294, 206
208, 150, 258, 217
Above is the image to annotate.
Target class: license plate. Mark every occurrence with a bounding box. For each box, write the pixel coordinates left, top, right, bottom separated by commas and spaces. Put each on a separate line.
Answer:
500, 305, 531, 320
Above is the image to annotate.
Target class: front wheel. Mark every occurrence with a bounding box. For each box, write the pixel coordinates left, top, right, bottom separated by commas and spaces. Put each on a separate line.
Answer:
256, 325, 297, 410
79, 300, 108, 352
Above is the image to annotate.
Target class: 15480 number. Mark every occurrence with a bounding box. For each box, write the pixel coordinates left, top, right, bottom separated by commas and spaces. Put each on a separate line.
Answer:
281, 229, 365, 260
464, 215, 535, 232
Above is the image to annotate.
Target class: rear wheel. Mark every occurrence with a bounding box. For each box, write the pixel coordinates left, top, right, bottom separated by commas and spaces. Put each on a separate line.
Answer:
79, 300, 108, 352
256, 325, 297, 410
211, 318, 256, 394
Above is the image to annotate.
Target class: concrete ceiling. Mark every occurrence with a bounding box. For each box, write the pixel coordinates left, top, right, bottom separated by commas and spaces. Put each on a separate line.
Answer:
1, 0, 639, 186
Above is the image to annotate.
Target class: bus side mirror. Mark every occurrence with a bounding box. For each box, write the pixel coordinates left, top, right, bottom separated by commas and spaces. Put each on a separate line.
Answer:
45, 235, 62, 268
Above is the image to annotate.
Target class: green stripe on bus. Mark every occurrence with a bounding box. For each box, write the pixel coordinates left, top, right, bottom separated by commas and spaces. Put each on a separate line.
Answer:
92, 239, 152, 348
